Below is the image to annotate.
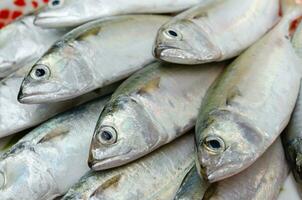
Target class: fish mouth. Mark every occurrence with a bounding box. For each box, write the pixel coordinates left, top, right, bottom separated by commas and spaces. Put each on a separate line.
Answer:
88, 149, 133, 171
154, 45, 219, 65
18, 89, 63, 104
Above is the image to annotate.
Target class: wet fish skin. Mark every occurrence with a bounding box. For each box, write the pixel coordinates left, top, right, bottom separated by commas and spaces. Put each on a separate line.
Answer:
18, 15, 170, 104
35, 0, 211, 28
0, 97, 109, 200
195, 9, 302, 182
0, 66, 113, 138
153, 0, 279, 64
174, 165, 209, 200
0, 15, 67, 78
89, 61, 224, 170
63, 134, 195, 200
283, 21, 302, 185
205, 139, 288, 200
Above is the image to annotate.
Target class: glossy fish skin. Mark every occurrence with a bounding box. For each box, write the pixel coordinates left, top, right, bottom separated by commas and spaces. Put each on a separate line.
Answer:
19, 15, 170, 104
35, 0, 211, 28
153, 0, 279, 64
63, 134, 194, 200
0, 97, 108, 200
174, 165, 209, 200
0, 66, 112, 138
282, 18, 302, 186
0, 15, 67, 78
89, 61, 224, 170
205, 139, 288, 200
195, 9, 302, 182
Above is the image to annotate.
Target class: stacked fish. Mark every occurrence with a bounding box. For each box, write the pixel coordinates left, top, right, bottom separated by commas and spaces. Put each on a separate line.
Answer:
0, 0, 302, 199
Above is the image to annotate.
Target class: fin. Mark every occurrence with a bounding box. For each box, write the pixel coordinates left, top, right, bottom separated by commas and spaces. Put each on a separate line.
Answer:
137, 77, 160, 95
89, 174, 122, 198
37, 126, 70, 144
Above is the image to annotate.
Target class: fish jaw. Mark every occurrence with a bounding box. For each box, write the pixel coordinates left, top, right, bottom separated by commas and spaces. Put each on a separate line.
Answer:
154, 45, 221, 65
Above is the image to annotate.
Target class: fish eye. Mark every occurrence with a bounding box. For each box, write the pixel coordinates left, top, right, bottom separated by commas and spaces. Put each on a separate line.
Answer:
96, 126, 117, 145
0, 171, 6, 189
202, 135, 225, 154
30, 64, 51, 80
164, 29, 182, 40
49, 0, 64, 7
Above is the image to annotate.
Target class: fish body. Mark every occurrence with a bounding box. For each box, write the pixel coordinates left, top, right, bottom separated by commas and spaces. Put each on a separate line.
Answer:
154, 0, 280, 64
19, 15, 170, 103
174, 165, 209, 200
0, 66, 112, 138
0, 97, 108, 200
0, 15, 67, 78
283, 23, 302, 186
195, 9, 302, 182
35, 0, 212, 28
0, 0, 49, 28
89, 61, 224, 170
63, 134, 194, 200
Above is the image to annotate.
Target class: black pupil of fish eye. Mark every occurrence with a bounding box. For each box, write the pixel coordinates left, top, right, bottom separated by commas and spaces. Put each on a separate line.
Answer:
207, 139, 221, 149
52, 0, 60, 6
35, 68, 46, 77
101, 131, 113, 141
168, 30, 178, 37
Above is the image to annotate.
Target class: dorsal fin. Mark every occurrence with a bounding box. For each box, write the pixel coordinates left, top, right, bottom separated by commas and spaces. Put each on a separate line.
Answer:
37, 126, 70, 144
90, 174, 122, 198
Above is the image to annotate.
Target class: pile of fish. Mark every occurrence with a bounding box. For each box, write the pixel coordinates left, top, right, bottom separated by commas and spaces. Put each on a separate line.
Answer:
1, 0, 302, 199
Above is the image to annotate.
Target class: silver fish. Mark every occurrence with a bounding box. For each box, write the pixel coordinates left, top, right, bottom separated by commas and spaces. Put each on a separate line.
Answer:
195, 8, 302, 182
0, 66, 114, 138
35, 0, 212, 28
282, 13, 302, 187
18, 15, 170, 104
0, 15, 67, 78
89, 61, 224, 170
0, 97, 108, 200
153, 0, 280, 64
63, 134, 194, 200
174, 165, 209, 200
205, 139, 288, 200
175, 139, 288, 200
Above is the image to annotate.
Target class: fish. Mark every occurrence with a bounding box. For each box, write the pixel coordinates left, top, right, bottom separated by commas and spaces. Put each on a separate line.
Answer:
0, 14, 67, 78
89, 61, 225, 170
34, 0, 212, 28
63, 134, 195, 200
195, 7, 302, 183
0, 66, 116, 138
174, 165, 210, 200
206, 139, 288, 200
153, 0, 280, 64
175, 139, 288, 200
0, 96, 109, 200
0, 0, 49, 28
18, 15, 170, 104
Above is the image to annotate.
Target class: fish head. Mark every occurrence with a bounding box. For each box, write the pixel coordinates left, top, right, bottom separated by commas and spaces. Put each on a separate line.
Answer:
196, 110, 264, 182
89, 96, 160, 170
0, 147, 59, 199
35, 0, 104, 28
18, 41, 93, 103
153, 19, 221, 64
